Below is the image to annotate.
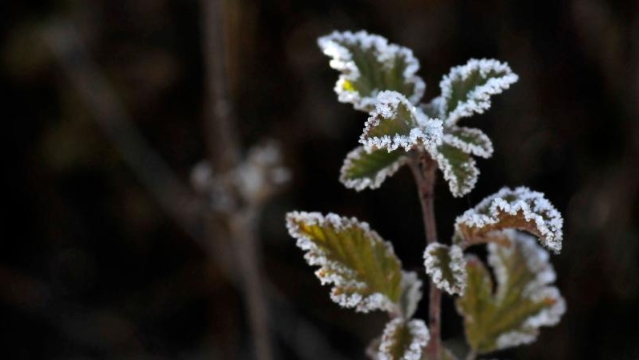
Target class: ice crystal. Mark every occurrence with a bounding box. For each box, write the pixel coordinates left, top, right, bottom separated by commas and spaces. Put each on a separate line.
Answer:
455, 187, 564, 252
439, 58, 519, 126
286, 211, 402, 313
318, 30, 425, 111
442, 127, 494, 158
423, 243, 467, 295
360, 91, 443, 154
378, 318, 430, 360
340, 146, 408, 191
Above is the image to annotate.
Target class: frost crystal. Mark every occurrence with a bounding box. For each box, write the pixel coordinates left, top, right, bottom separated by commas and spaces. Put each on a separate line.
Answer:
286, 211, 402, 313
318, 31, 425, 111
433, 144, 480, 198
440, 58, 519, 126
360, 91, 443, 154
488, 231, 566, 350
455, 187, 564, 252
442, 127, 494, 158
378, 318, 430, 360
423, 243, 467, 295
340, 147, 408, 191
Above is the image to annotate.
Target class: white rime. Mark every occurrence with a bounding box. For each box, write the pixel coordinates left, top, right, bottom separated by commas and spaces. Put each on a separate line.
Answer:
440, 58, 519, 126
286, 211, 399, 313
318, 30, 425, 111
378, 318, 430, 360
433, 145, 480, 198
455, 186, 564, 252
423, 243, 467, 295
442, 126, 494, 158
340, 146, 408, 191
360, 91, 443, 154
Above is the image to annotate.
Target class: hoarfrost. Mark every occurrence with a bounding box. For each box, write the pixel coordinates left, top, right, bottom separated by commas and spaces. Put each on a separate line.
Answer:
340, 146, 409, 191
318, 30, 425, 111
286, 211, 399, 313
433, 146, 480, 198
442, 127, 494, 158
455, 186, 564, 252
378, 318, 430, 360
423, 243, 467, 295
440, 58, 519, 126
360, 91, 443, 154
399, 271, 423, 319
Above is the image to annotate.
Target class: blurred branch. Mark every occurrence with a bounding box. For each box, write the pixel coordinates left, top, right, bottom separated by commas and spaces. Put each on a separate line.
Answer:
43, 21, 206, 242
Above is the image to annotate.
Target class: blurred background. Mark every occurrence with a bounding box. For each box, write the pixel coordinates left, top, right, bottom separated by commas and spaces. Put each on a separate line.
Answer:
3, 0, 639, 359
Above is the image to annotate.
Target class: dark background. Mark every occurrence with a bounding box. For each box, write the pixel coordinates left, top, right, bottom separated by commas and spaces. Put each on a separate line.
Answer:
3, 0, 639, 359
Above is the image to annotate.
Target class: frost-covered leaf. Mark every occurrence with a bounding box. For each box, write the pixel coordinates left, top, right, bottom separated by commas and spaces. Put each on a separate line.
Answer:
454, 187, 564, 253
456, 231, 566, 354
443, 126, 493, 158
286, 212, 403, 312
440, 59, 518, 126
360, 91, 443, 153
318, 30, 425, 112
340, 146, 408, 191
433, 143, 479, 197
378, 318, 430, 360
398, 271, 423, 319
423, 244, 467, 295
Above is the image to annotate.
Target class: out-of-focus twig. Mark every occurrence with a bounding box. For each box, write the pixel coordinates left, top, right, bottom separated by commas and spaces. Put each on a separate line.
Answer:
200, 0, 273, 359
43, 22, 206, 243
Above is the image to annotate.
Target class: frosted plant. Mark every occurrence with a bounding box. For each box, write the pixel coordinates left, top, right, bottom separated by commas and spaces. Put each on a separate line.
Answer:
286, 30, 565, 360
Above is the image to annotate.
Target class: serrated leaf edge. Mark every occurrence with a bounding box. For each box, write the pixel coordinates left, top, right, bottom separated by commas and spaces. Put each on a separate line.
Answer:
443, 127, 494, 158
423, 243, 468, 295
286, 211, 400, 313
318, 30, 425, 110
434, 146, 480, 198
340, 146, 408, 191
440, 58, 519, 126
378, 318, 430, 360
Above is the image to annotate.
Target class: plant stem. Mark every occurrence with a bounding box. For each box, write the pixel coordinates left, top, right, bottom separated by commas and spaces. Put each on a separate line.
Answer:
409, 154, 442, 360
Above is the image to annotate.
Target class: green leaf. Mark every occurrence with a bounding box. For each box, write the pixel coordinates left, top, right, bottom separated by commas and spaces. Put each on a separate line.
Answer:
456, 231, 565, 354
286, 211, 403, 313
433, 143, 479, 198
440, 59, 518, 126
378, 318, 430, 360
443, 126, 493, 158
423, 244, 467, 295
340, 146, 408, 191
454, 187, 564, 253
360, 91, 443, 153
318, 30, 425, 112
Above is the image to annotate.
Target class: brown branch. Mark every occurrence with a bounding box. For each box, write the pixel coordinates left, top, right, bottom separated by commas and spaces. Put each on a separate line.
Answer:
409, 154, 442, 360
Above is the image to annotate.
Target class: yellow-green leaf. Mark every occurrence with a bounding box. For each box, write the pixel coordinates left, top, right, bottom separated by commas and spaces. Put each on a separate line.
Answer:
378, 318, 430, 360
340, 146, 408, 191
456, 231, 565, 354
286, 211, 403, 313
318, 30, 425, 112
454, 187, 564, 253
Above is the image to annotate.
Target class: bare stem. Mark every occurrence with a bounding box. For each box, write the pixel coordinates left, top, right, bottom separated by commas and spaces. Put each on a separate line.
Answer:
200, 1, 273, 359
409, 154, 442, 360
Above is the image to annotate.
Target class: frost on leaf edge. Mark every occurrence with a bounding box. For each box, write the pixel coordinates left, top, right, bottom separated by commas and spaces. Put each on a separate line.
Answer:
443, 126, 494, 159
318, 30, 426, 111
378, 318, 430, 360
439, 58, 519, 126
455, 187, 564, 252
286, 211, 400, 313
340, 146, 409, 191
360, 91, 443, 154
423, 243, 467, 295
488, 231, 566, 350
433, 144, 480, 198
